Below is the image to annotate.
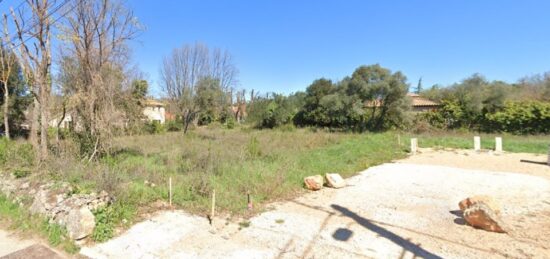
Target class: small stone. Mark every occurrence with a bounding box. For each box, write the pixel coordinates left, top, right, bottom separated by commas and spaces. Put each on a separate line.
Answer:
463, 202, 506, 233
304, 175, 323, 191
19, 182, 30, 190
325, 173, 346, 188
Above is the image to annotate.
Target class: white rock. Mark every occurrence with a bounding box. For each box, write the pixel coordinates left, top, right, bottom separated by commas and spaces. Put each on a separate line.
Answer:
325, 173, 346, 188
66, 207, 96, 240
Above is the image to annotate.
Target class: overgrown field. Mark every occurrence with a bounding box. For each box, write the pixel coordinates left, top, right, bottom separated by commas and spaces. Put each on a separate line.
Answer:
92, 128, 407, 216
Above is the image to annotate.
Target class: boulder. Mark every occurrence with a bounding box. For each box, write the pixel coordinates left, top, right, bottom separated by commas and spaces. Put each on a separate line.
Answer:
463, 202, 506, 233
325, 173, 346, 188
66, 207, 96, 240
304, 175, 323, 191
459, 195, 501, 214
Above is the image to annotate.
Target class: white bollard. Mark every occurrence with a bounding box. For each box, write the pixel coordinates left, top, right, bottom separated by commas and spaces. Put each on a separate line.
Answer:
411, 138, 418, 155
495, 137, 503, 153
474, 136, 481, 152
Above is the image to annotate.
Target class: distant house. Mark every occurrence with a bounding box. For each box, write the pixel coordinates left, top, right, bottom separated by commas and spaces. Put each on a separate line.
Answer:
364, 93, 440, 112
49, 99, 168, 129
142, 99, 166, 124
48, 114, 74, 129
407, 93, 440, 112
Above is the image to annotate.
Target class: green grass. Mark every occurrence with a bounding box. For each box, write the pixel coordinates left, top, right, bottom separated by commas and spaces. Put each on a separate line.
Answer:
54, 128, 407, 218
0, 194, 79, 254
405, 132, 549, 154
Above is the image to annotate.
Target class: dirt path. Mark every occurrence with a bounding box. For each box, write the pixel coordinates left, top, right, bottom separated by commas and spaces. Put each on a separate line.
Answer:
81, 150, 550, 258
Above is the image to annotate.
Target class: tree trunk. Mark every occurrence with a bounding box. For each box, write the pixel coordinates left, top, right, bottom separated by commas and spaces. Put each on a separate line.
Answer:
30, 98, 39, 152
39, 84, 49, 161
3, 84, 9, 139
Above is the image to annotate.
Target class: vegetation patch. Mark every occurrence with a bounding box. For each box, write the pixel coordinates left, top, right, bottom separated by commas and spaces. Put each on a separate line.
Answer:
0, 194, 79, 254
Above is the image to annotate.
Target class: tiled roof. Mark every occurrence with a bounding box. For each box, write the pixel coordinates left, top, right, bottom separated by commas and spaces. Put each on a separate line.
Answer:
407, 93, 440, 107
365, 93, 440, 107
144, 99, 165, 107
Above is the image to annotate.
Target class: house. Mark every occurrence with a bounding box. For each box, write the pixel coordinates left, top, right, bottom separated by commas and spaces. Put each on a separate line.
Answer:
49, 99, 167, 129
142, 99, 166, 124
407, 93, 440, 112
364, 93, 440, 112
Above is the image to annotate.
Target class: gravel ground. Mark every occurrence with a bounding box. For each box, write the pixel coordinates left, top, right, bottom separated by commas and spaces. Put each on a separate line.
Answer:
81, 149, 550, 259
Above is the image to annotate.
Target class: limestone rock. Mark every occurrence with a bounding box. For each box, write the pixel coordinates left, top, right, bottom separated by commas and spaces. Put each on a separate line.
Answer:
325, 173, 346, 188
304, 175, 323, 191
459, 195, 501, 214
463, 202, 506, 233
66, 207, 96, 240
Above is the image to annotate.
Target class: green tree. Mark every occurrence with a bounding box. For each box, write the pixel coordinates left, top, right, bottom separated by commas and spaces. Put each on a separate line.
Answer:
348, 64, 410, 131
295, 78, 336, 126
416, 77, 423, 94
195, 77, 224, 125
132, 80, 148, 101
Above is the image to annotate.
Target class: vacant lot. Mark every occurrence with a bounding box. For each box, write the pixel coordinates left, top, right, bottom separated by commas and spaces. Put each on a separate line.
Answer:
82, 150, 550, 258
1, 127, 548, 252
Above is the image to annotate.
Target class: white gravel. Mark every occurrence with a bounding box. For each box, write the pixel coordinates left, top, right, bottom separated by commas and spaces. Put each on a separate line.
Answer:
81, 163, 550, 259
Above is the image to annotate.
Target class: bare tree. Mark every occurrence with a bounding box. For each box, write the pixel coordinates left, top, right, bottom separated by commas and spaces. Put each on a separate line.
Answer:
0, 15, 16, 139
11, 0, 56, 160
160, 43, 238, 133
59, 0, 140, 159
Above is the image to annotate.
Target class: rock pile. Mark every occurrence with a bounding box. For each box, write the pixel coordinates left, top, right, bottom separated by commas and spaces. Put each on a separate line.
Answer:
0, 176, 111, 240
458, 195, 506, 233
304, 173, 346, 190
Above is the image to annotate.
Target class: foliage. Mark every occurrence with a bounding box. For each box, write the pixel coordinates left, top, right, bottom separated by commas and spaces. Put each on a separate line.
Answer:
484, 101, 550, 134
195, 77, 225, 125
165, 119, 183, 132
92, 206, 115, 242
248, 93, 301, 129
295, 64, 410, 131
143, 121, 165, 134
420, 74, 550, 134
0, 138, 35, 171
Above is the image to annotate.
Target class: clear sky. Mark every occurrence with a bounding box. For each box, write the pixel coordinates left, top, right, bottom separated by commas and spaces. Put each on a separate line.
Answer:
110, 1, 550, 96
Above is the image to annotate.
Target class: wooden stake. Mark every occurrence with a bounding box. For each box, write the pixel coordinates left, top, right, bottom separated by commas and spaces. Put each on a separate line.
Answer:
169, 177, 172, 207
211, 189, 216, 221
410, 138, 418, 155
247, 191, 252, 210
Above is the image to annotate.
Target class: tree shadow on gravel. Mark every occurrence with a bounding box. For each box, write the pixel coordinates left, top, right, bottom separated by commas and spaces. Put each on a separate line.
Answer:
331, 204, 444, 259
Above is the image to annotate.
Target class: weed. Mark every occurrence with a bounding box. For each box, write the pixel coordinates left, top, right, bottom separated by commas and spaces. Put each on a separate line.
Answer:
239, 221, 251, 228
92, 206, 115, 242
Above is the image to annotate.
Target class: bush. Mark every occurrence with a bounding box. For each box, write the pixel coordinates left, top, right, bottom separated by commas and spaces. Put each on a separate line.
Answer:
143, 121, 165, 134
0, 138, 35, 170
484, 101, 550, 134
92, 206, 115, 242
165, 120, 183, 132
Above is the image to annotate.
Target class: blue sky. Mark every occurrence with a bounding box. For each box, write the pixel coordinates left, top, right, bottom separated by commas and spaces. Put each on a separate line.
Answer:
127, 0, 550, 97
53, 1, 550, 96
